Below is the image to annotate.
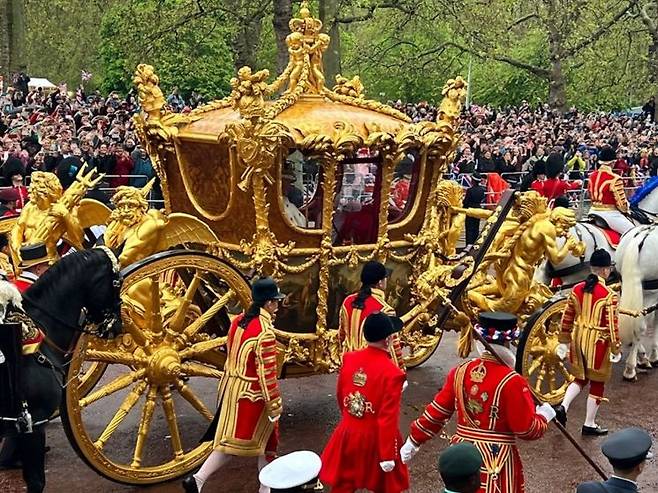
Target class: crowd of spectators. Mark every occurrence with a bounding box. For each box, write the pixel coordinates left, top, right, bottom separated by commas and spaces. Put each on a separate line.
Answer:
394, 99, 658, 189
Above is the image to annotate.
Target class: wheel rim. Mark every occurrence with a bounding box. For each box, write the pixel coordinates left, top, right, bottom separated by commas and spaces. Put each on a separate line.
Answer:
520, 299, 574, 405
64, 252, 251, 485
402, 314, 443, 368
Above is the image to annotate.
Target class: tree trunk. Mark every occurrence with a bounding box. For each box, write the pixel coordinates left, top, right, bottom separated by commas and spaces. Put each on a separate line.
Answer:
0, 0, 10, 82
547, 25, 567, 113
319, 0, 341, 86
272, 0, 292, 74
231, 15, 264, 71
9, 0, 25, 73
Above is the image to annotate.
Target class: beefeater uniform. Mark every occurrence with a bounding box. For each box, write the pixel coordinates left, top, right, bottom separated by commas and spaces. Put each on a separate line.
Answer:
408, 355, 548, 493
339, 288, 405, 369
320, 346, 409, 493
213, 309, 282, 457
559, 277, 620, 400
588, 164, 633, 234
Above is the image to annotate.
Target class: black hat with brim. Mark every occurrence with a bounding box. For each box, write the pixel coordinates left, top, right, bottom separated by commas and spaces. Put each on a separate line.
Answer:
602, 428, 653, 470
252, 277, 286, 304
363, 312, 403, 343
439, 443, 483, 482
19, 243, 52, 269
590, 249, 612, 268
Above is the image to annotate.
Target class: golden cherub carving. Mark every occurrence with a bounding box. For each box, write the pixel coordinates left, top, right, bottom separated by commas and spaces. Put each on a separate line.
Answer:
438, 76, 468, 123
333, 75, 364, 99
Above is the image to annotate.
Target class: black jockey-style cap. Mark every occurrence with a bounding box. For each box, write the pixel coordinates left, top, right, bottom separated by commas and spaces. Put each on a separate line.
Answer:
602, 428, 653, 470
590, 249, 612, 268
19, 243, 52, 269
438, 442, 483, 482
363, 312, 403, 343
252, 277, 286, 304
599, 145, 616, 163
360, 260, 392, 285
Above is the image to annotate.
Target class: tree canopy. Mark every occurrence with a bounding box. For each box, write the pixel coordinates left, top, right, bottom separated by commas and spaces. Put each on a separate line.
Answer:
12, 0, 655, 110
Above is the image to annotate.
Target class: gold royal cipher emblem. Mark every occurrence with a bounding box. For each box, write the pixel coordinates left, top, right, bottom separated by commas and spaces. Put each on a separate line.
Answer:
470, 361, 487, 383
344, 391, 374, 418
353, 368, 367, 387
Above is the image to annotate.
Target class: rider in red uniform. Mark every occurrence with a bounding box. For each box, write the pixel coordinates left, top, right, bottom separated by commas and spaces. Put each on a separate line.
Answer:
14, 243, 52, 293
400, 312, 556, 493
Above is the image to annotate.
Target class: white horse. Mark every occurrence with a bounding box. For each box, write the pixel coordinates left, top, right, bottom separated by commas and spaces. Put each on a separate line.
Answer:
616, 179, 658, 380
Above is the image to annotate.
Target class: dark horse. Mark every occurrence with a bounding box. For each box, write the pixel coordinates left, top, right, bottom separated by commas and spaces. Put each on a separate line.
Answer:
0, 247, 123, 492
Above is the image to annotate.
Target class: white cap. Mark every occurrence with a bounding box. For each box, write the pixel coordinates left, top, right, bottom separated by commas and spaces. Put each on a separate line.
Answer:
258, 451, 322, 489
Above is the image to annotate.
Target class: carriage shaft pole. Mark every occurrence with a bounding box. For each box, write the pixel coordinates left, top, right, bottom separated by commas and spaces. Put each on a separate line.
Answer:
471, 328, 608, 480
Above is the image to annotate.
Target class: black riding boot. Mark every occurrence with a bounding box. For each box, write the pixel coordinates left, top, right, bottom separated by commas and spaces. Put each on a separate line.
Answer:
18, 427, 46, 493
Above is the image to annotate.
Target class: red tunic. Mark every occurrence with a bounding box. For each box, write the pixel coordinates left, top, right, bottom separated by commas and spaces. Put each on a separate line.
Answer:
409, 356, 548, 493
559, 278, 620, 383
213, 309, 282, 457
532, 178, 580, 202
320, 346, 409, 493
13, 272, 38, 293
588, 165, 628, 212
339, 288, 405, 369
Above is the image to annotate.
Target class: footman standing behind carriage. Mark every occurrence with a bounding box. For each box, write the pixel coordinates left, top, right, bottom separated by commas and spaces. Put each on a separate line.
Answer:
183, 277, 285, 493
320, 312, 409, 493
339, 260, 405, 369
556, 249, 621, 436
400, 312, 556, 493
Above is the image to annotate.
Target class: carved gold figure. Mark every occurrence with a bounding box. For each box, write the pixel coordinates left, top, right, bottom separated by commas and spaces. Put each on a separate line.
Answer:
469, 195, 585, 314
11, 166, 103, 268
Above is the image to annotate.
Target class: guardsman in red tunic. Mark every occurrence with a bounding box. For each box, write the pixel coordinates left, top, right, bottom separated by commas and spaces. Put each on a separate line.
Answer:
555, 249, 621, 436
588, 145, 633, 234
13, 243, 52, 293
339, 260, 405, 369
532, 153, 582, 207
400, 312, 555, 493
183, 277, 285, 493
320, 312, 409, 493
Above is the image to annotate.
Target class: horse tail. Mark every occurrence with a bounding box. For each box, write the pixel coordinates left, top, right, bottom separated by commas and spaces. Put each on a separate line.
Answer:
617, 232, 644, 345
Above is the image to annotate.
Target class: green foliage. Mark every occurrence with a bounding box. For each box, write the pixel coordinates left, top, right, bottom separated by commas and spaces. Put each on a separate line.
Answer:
98, 0, 234, 98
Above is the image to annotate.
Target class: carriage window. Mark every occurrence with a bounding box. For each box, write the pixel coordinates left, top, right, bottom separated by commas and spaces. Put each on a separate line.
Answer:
281, 150, 322, 229
388, 151, 420, 223
333, 149, 381, 245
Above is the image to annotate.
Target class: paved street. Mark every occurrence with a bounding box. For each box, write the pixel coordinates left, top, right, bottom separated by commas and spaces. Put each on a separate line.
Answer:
1, 332, 657, 492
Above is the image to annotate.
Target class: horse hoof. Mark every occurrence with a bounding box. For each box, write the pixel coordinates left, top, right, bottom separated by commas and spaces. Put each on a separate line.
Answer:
637, 362, 653, 370
623, 375, 638, 382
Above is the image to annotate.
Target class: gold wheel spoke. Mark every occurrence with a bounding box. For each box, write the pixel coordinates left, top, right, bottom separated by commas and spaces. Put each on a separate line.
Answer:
148, 276, 164, 336
161, 386, 184, 460
80, 369, 146, 408
169, 273, 202, 333
179, 337, 228, 360
548, 367, 558, 392
183, 289, 234, 339
534, 364, 546, 393
528, 344, 546, 356
131, 385, 158, 468
558, 361, 572, 380
94, 381, 147, 450
181, 361, 224, 379
175, 379, 213, 421
85, 350, 144, 367
527, 356, 544, 376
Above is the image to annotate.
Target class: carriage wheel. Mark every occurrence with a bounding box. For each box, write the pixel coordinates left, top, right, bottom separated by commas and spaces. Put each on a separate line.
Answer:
402, 315, 443, 369
516, 297, 575, 405
61, 250, 251, 485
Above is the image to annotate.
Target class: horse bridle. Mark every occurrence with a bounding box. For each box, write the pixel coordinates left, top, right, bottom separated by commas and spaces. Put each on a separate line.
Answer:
23, 246, 123, 357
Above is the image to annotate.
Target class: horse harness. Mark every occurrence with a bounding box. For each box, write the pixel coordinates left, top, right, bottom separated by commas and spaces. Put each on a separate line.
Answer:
631, 225, 658, 290
546, 223, 600, 279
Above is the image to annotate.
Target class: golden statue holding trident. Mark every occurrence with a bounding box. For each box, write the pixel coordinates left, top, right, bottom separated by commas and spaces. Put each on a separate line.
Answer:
11, 165, 104, 269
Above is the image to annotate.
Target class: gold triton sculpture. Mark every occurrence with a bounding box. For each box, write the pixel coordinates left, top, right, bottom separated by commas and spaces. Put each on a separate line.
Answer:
10, 166, 107, 269
58, 1, 582, 486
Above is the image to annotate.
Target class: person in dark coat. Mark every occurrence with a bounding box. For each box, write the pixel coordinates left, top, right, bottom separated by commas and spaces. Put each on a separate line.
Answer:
463, 173, 487, 246
577, 428, 652, 493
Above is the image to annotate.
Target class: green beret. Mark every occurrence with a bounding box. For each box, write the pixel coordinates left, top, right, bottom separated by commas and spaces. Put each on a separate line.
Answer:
439, 443, 483, 481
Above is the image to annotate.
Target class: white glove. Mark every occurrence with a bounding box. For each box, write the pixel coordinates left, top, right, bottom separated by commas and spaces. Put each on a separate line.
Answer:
379, 460, 395, 472
556, 343, 569, 360
268, 415, 280, 423
536, 403, 556, 422
402, 380, 408, 393
610, 352, 622, 363
400, 437, 419, 464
